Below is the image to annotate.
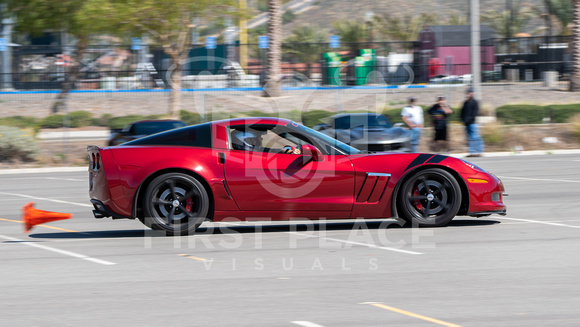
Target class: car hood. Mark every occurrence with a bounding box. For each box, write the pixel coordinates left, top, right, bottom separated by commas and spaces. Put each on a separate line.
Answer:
347, 127, 410, 143
346, 152, 487, 178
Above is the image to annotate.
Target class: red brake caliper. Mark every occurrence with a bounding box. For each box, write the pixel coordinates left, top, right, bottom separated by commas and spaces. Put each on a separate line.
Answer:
413, 186, 423, 211
186, 198, 194, 212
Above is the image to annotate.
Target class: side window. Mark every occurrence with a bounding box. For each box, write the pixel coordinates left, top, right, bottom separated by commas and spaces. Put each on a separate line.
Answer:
334, 116, 349, 130
229, 125, 310, 154
261, 130, 300, 151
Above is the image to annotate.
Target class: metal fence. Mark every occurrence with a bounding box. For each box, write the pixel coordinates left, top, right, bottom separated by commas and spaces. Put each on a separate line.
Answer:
0, 37, 574, 99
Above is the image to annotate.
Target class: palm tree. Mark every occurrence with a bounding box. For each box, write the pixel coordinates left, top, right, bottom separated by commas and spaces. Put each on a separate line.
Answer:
283, 25, 328, 64
331, 20, 369, 53
482, 1, 533, 38
373, 13, 438, 42
263, 0, 281, 97
447, 11, 468, 25
570, 0, 580, 91
535, 0, 573, 35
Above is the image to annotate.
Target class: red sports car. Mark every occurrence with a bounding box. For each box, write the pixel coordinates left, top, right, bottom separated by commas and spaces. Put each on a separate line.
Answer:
88, 117, 506, 235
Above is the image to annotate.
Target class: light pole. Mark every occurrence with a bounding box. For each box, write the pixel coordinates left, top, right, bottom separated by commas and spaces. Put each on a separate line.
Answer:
470, 0, 482, 101
0, 4, 14, 90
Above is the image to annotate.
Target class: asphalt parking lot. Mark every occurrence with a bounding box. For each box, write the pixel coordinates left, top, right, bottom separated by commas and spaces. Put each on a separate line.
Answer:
1, 152, 579, 327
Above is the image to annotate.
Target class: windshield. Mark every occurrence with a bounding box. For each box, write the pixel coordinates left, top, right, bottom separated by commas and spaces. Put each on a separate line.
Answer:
288, 122, 361, 155
334, 114, 392, 129
368, 114, 392, 128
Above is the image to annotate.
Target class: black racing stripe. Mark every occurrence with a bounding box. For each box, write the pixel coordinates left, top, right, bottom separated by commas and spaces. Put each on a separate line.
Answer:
404, 154, 434, 171
426, 154, 446, 164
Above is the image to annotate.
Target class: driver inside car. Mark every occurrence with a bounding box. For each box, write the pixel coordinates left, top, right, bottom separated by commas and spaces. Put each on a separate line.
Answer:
231, 130, 301, 154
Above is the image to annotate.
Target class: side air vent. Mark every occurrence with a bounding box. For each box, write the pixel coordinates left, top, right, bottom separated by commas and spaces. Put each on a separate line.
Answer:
356, 173, 391, 203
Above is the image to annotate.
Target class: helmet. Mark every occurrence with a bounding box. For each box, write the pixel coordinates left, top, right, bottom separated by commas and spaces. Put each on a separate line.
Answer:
231, 130, 263, 151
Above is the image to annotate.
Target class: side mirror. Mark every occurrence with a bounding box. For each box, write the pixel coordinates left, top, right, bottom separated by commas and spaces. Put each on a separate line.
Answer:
300, 144, 324, 162
314, 123, 330, 131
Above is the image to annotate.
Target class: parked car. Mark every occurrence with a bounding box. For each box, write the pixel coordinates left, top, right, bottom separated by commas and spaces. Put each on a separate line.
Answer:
108, 120, 187, 146
314, 113, 412, 152
88, 117, 506, 235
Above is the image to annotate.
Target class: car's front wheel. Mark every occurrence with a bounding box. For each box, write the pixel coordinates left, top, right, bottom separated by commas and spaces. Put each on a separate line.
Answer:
398, 168, 461, 227
141, 173, 210, 236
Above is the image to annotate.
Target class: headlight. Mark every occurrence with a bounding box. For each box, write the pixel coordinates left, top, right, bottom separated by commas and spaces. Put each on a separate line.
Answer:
462, 160, 487, 173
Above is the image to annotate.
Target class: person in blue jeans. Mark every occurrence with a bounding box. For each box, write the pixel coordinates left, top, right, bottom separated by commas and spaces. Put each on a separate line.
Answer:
401, 97, 424, 152
461, 88, 485, 157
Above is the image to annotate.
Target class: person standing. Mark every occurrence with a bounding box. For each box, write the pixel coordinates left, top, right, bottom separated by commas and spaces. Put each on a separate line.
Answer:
401, 96, 424, 153
428, 96, 453, 153
461, 88, 485, 157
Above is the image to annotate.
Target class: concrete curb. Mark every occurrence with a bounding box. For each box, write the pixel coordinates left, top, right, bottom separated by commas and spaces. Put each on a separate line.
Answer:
2, 149, 579, 175
0, 167, 87, 175
37, 130, 110, 140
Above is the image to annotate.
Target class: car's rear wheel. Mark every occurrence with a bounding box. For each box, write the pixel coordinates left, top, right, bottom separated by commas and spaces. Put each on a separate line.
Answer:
141, 173, 209, 236
398, 168, 461, 227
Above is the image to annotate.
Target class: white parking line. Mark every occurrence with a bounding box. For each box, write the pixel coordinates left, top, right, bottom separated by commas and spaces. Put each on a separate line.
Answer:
45, 177, 85, 182
215, 222, 423, 255
292, 232, 424, 255
0, 234, 116, 265
291, 321, 326, 327
0, 191, 92, 207
497, 176, 580, 183
500, 217, 580, 229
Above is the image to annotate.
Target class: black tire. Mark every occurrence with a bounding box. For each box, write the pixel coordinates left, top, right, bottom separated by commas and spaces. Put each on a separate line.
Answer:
141, 173, 210, 236
398, 168, 461, 227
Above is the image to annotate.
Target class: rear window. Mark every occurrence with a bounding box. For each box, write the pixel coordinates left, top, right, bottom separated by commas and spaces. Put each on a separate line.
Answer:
127, 121, 186, 135
124, 123, 212, 148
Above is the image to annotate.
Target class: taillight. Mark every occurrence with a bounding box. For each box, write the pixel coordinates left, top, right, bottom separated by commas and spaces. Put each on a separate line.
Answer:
90, 153, 100, 171
91, 153, 96, 170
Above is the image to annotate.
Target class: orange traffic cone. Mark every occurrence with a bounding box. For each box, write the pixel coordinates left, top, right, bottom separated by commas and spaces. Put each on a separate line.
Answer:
22, 202, 73, 232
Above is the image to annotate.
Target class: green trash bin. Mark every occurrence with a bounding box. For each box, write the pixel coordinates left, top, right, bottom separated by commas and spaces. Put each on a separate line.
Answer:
355, 49, 376, 85
354, 56, 366, 85
323, 52, 342, 86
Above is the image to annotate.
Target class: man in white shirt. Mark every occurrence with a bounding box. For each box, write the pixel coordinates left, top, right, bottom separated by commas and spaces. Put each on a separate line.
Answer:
401, 96, 424, 153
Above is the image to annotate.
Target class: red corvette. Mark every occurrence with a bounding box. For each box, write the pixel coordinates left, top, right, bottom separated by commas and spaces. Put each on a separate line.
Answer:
88, 117, 506, 235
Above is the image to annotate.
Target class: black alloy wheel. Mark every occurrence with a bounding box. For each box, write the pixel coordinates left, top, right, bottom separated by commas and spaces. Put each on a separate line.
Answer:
142, 173, 209, 236
398, 168, 461, 227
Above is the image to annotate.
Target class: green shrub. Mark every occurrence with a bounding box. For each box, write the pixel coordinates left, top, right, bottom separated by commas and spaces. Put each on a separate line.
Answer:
300, 110, 333, 127
243, 110, 275, 117
180, 110, 201, 125
496, 105, 546, 124
382, 107, 406, 124
569, 114, 580, 141
205, 111, 239, 122
481, 122, 504, 145
108, 115, 145, 130
545, 104, 580, 123
145, 114, 168, 120
68, 111, 94, 128
39, 114, 66, 128
0, 116, 39, 129
0, 126, 40, 162
92, 114, 113, 127
279, 110, 303, 122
